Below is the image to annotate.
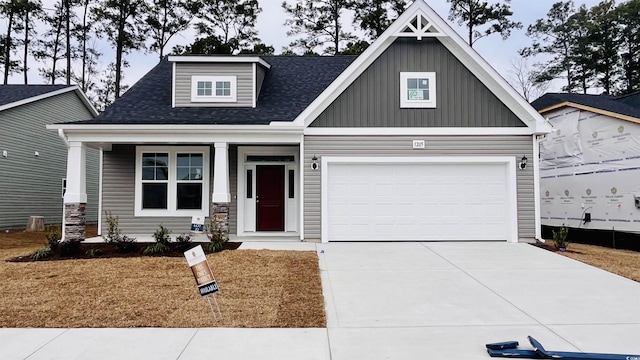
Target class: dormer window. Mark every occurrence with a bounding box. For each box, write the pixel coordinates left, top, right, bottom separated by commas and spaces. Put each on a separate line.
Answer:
191, 75, 237, 103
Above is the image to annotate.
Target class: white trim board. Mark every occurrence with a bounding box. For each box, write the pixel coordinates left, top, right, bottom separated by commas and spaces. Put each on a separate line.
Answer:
320, 156, 519, 243
304, 127, 535, 136
0, 85, 98, 117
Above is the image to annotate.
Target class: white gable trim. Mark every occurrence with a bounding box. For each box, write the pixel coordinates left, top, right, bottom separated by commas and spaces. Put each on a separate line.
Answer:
291, 0, 551, 135
167, 55, 271, 69
304, 127, 534, 136
0, 85, 98, 117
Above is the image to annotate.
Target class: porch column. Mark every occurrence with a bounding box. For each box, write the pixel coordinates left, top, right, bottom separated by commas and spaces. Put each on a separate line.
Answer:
64, 141, 87, 242
211, 142, 230, 238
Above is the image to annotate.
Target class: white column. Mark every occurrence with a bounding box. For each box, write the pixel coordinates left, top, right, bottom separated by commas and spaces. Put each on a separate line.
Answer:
64, 141, 87, 204
212, 142, 231, 203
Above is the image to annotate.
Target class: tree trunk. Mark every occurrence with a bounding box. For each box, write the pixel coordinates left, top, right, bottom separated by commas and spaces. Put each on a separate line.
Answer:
23, 10, 29, 84
81, 0, 89, 91
3, 13, 13, 84
65, 0, 71, 85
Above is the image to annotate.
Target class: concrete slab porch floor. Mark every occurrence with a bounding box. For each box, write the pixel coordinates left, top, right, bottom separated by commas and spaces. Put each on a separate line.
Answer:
2, 242, 640, 359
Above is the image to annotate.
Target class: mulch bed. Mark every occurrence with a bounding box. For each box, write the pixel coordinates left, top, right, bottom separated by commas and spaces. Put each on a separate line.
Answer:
7, 241, 242, 262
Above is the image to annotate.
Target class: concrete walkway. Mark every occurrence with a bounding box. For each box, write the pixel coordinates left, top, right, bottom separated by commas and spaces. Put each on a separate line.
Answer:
2, 242, 640, 359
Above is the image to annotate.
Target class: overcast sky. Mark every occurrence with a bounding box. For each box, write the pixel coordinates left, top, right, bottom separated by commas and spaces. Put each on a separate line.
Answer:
7, 0, 605, 92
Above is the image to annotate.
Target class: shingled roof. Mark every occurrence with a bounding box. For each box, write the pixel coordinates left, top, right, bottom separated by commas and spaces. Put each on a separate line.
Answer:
0, 84, 74, 108
531, 92, 640, 120
73, 55, 356, 125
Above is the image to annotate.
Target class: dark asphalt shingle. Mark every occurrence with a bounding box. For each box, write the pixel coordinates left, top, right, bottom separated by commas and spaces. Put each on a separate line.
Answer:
0, 85, 73, 108
531, 92, 640, 119
72, 56, 357, 125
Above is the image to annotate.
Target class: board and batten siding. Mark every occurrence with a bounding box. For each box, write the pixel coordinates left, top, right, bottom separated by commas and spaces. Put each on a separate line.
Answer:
311, 38, 525, 128
303, 136, 535, 241
0, 91, 99, 228
174, 63, 253, 107
101, 144, 239, 236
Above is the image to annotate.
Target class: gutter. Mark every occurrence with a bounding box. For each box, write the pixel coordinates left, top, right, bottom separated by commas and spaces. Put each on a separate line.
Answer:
57, 129, 70, 148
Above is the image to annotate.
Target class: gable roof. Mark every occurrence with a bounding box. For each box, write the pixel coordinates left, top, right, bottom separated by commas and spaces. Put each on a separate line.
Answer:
69, 55, 356, 125
288, 0, 551, 134
531, 92, 640, 124
0, 84, 98, 116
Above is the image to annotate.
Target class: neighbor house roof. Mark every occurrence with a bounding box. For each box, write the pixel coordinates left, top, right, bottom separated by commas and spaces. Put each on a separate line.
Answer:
532, 92, 640, 123
0, 84, 73, 109
71, 55, 356, 125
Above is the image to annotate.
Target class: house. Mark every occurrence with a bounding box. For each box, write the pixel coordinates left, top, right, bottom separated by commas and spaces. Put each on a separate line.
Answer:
48, 0, 551, 243
532, 92, 640, 244
0, 85, 99, 229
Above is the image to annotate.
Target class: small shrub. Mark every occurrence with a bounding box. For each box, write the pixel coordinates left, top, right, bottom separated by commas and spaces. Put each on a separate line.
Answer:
45, 225, 61, 251
205, 217, 228, 253
553, 224, 570, 249
143, 242, 170, 255
103, 211, 137, 253
86, 248, 103, 257
175, 233, 193, 252
152, 224, 171, 245
60, 240, 81, 256
144, 224, 172, 255
30, 247, 53, 261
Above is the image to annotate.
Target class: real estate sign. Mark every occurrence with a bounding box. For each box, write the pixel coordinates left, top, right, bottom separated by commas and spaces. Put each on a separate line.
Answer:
184, 245, 219, 296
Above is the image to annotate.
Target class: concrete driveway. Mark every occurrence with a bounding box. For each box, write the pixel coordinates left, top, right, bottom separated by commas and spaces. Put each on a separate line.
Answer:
2, 242, 640, 359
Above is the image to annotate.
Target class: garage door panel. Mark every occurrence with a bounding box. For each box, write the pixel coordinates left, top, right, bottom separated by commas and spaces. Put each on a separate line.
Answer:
325, 161, 513, 241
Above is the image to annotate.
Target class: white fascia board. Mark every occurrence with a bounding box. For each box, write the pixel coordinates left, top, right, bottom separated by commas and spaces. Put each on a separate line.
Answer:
167, 55, 271, 69
57, 127, 304, 144
304, 127, 534, 136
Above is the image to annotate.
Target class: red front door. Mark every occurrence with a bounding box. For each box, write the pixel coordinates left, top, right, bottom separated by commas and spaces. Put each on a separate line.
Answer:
256, 165, 285, 231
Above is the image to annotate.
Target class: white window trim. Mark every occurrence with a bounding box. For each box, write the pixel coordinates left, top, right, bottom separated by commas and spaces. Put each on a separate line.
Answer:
135, 146, 210, 217
190, 75, 237, 103
400, 72, 436, 108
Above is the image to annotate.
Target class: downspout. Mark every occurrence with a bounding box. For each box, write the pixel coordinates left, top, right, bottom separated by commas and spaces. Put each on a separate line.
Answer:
533, 133, 544, 242
58, 129, 70, 148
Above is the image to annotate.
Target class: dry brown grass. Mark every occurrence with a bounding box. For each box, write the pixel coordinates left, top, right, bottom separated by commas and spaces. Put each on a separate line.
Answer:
0, 225, 325, 328
558, 243, 640, 283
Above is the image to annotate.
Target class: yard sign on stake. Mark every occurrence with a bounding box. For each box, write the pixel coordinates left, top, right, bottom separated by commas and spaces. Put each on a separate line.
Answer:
184, 245, 222, 321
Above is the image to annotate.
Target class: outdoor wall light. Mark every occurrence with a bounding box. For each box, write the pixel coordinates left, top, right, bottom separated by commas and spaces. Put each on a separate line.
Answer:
311, 155, 319, 170
519, 155, 528, 170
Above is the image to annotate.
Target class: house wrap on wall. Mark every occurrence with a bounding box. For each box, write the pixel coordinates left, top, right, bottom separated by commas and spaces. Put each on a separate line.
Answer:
532, 92, 640, 234
0, 85, 100, 229
48, 0, 551, 243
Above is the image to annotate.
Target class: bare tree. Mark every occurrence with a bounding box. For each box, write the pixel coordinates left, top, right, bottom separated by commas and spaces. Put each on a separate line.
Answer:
508, 58, 551, 102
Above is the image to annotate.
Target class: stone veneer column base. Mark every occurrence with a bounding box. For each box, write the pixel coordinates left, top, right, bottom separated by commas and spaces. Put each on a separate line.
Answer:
65, 203, 86, 242
210, 202, 230, 240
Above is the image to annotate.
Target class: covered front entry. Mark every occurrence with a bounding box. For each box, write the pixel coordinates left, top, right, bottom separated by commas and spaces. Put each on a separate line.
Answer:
237, 146, 299, 236
321, 157, 518, 242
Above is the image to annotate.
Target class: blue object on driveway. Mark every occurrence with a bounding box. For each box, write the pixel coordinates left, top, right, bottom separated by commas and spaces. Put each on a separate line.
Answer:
486, 336, 640, 359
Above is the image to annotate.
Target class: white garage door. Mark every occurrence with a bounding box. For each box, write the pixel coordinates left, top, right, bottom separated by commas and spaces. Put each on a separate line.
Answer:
323, 158, 516, 242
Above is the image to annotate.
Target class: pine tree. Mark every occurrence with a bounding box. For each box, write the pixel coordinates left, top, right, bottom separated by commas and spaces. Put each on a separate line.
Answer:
282, 0, 355, 55
146, 0, 198, 60
192, 0, 261, 54
350, 0, 407, 40
617, 0, 640, 93
92, 0, 147, 98
447, 0, 522, 47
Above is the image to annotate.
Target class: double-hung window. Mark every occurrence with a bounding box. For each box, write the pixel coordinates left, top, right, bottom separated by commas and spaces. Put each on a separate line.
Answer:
191, 76, 237, 103
400, 72, 436, 108
135, 146, 209, 216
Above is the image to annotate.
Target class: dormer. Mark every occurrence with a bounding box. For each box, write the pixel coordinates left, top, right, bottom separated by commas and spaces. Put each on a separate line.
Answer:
168, 56, 271, 108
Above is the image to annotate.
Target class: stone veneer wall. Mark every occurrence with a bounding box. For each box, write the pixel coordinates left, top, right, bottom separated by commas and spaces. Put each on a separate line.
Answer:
211, 202, 229, 240
65, 203, 86, 241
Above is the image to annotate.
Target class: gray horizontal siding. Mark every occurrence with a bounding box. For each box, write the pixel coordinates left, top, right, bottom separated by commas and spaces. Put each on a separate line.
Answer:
0, 91, 98, 229
312, 38, 525, 128
101, 144, 238, 236
303, 135, 534, 241
174, 63, 253, 107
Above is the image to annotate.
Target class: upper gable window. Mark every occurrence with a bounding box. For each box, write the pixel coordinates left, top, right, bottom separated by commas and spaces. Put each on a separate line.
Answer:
400, 72, 436, 108
191, 75, 237, 103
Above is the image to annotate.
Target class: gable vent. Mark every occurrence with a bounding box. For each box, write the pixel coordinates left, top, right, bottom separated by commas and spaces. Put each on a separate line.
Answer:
395, 13, 444, 40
